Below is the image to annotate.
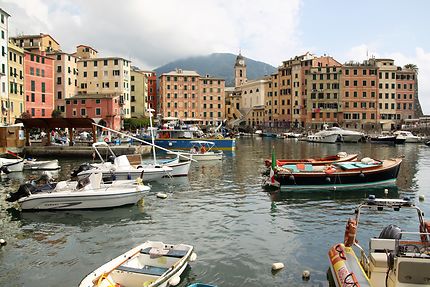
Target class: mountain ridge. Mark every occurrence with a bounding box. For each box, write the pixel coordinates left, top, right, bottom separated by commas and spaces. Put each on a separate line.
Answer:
154, 53, 277, 86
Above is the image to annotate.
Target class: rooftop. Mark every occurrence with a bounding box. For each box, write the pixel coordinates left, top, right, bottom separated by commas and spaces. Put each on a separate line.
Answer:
161, 69, 200, 76
72, 93, 121, 99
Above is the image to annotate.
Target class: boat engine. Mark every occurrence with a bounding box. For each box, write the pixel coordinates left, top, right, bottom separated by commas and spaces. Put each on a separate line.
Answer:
0, 165, 11, 174
379, 224, 402, 240
6, 183, 37, 202
71, 163, 95, 178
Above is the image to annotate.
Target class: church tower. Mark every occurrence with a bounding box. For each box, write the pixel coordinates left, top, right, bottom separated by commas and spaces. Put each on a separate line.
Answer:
234, 53, 247, 87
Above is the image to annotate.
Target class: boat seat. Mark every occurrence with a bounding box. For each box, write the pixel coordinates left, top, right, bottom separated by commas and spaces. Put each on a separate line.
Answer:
370, 252, 389, 268
116, 265, 169, 276
140, 247, 188, 258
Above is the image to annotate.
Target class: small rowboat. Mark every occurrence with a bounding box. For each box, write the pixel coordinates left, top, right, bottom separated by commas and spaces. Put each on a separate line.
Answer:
79, 241, 197, 287
264, 152, 358, 168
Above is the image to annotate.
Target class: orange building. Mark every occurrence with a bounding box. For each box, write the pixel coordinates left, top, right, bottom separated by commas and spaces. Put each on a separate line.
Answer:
396, 67, 416, 123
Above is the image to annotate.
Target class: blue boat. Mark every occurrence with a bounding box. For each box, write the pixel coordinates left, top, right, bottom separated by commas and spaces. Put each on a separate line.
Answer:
143, 129, 236, 151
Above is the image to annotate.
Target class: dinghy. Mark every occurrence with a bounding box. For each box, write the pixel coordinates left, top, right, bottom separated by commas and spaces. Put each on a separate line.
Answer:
5, 172, 150, 210
328, 196, 430, 287
23, 158, 60, 170
264, 152, 358, 168
169, 141, 223, 161
79, 241, 196, 287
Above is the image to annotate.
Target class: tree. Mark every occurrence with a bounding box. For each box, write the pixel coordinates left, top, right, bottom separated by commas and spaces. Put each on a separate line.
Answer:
404, 64, 418, 73
20, 112, 31, 119
51, 109, 63, 118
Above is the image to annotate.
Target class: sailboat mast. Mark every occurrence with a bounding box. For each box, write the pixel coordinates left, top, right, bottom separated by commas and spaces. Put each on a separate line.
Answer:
148, 105, 157, 165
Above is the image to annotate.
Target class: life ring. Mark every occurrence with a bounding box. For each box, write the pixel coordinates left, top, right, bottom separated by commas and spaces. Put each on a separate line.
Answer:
420, 221, 430, 243
104, 137, 109, 142
324, 165, 335, 174
344, 218, 357, 247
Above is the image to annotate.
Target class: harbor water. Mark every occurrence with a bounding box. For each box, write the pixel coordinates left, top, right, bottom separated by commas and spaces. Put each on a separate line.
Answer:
1, 137, 430, 286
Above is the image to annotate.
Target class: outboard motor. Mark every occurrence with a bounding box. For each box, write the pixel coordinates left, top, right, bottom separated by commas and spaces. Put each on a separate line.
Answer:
379, 224, 402, 240
6, 183, 37, 202
107, 155, 115, 164
71, 163, 94, 178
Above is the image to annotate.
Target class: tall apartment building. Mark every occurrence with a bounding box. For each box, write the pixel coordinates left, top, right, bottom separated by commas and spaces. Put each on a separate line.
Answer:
10, 33, 60, 53
0, 8, 10, 124
24, 51, 54, 118
145, 71, 157, 115
159, 69, 225, 126
130, 66, 148, 117
75, 45, 131, 123
340, 61, 379, 130
7, 40, 24, 123
396, 66, 416, 121
48, 51, 78, 113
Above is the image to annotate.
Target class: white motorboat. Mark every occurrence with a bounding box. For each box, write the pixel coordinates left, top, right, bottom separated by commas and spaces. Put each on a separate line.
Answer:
73, 142, 172, 181
23, 158, 60, 170
325, 127, 364, 143
141, 155, 191, 177
0, 157, 24, 173
328, 196, 430, 287
79, 241, 196, 287
5, 172, 150, 210
393, 130, 422, 143
170, 141, 223, 161
306, 133, 339, 143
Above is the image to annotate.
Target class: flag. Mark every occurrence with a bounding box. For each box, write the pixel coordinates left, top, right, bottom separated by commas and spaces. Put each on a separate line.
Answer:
269, 146, 280, 186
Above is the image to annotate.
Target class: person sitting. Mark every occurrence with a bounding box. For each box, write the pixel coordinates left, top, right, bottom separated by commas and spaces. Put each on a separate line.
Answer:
200, 145, 207, 154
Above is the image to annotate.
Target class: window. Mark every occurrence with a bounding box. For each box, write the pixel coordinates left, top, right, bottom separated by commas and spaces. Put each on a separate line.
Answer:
96, 108, 101, 115
83, 61, 87, 67
42, 94, 45, 103
57, 66, 62, 73
94, 71, 98, 77
104, 60, 108, 66
41, 82, 46, 92
41, 109, 45, 117
81, 108, 86, 116
31, 80, 35, 91
57, 91, 62, 99
94, 61, 98, 67
31, 93, 35, 102
57, 77, 62, 84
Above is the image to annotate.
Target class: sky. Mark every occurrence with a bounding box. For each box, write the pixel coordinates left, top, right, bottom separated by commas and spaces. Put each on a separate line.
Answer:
2, 0, 430, 114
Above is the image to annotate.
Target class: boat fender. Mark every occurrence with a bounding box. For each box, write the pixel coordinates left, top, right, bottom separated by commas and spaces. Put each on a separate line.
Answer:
289, 175, 295, 181
344, 218, 357, 247
169, 276, 181, 286
271, 262, 285, 270
325, 177, 331, 183
324, 165, 335, 174
190, 252, 197, 262
302, 270, 310, 280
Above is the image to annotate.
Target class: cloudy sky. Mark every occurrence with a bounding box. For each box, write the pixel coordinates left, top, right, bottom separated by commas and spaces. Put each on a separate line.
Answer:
2, 0, 430, 113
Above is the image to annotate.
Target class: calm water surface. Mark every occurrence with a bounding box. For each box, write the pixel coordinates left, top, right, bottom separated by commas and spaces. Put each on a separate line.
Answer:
1, 138, 430, 287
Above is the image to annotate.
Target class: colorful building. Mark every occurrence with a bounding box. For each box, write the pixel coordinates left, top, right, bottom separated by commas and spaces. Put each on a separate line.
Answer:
47, 51, 78, 114
0, 8, 10, 124
130, 66, 148, 118
145, 71, 157, 115
395, 66, 416, 123
65, 94, 121, 130
7, 40, 24, 123
10, 33, 60, 53
24, 51, 54, 118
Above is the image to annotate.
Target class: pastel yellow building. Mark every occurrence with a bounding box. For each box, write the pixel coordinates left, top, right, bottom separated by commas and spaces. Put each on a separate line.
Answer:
130, 67, 148, 117
47, 51, 78, 113
10, 33, 60, 53
76, 45, 131, 121
7, 40, 24, 123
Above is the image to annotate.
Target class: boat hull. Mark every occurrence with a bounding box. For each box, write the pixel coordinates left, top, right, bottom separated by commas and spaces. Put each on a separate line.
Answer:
307, 134, 339, 143
274, 159, 402, 191
0, 158, 24, 172
153, 138, 235, 151
341, 134, 363, 143
23, 159, 60, 170
166, 161, 191, 177
18, 184, 149, 210
79, 168, 172, 181
265, 153, 358, 168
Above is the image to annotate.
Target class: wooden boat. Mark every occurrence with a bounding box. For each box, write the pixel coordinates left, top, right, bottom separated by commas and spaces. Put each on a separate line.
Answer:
5, 172, 150, 210
328, 196, 430, 287
169, 141, 223, 161
264, 157, 402, 191
264, 152, 358, 168
79, 241, 196, 287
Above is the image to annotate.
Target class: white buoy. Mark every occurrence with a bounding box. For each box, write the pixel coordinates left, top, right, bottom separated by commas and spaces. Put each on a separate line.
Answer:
419, 195, 425, 201
190, 252, 197, 262
0, 239, 6, 246
156, 192, 168, 199
384, 189, 388, 195
169, 276, 181, 286
302, 270, 311, 280
271, 262, 284, 271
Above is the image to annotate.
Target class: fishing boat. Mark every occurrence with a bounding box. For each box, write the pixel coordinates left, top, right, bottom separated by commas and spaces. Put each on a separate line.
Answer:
264, 157, 402, 191
5, 172, 150, 210
264, 152, 358, 168
169, 141, 223, 161
72, 142, 173, 181
328, 196, 430, 287
79, 241, 197, 287
23, 158, 60, 170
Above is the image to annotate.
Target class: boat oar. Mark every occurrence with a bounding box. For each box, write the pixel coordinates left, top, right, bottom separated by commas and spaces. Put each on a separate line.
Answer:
92, 123, 197, 162
6, 150, 23, 160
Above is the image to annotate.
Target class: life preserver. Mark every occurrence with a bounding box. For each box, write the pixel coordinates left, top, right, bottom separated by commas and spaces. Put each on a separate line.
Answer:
104, 137, 109, 142
324, 165, 335, 174
344, 218, 357, 247
420, 221, 430, 243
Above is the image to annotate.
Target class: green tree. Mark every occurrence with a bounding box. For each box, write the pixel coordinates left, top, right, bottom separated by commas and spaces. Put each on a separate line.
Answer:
20, 112, 32, 119
51, 109, 63, 118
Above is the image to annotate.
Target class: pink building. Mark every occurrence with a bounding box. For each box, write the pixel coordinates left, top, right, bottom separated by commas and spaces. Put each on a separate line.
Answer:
65, 94, 122, 130
24, 51, 54, 118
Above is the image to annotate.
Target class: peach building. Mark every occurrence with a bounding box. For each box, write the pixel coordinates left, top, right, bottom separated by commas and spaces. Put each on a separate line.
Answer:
10, 33, 60, 53
65, 94, 121, 130
340, 61, 379, 131
395, 67, 416, 122
24, 51, 54, 118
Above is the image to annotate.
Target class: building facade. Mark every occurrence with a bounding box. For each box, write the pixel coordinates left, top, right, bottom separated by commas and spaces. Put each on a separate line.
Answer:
0, 8, 10, 124
65, 94, 121, 130
7, 40, 24, 123
48, 51, 78, 114
10, 33, 60, 53
395, 66, 416, 123
24, 51, 54, 118
130, 67, 148, 118
145, 71, 157, 115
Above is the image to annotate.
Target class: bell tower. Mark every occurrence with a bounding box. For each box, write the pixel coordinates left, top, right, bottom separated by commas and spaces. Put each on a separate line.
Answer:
234, 52, 247, 87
